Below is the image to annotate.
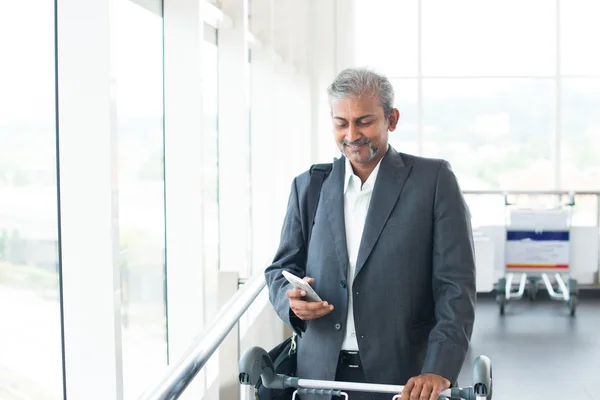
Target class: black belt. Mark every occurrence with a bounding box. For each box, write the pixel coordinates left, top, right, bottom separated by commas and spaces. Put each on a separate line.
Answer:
339, 351, 362, 367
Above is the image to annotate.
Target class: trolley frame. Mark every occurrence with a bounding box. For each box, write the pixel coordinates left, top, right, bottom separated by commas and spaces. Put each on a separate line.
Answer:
239, 346, 493, 400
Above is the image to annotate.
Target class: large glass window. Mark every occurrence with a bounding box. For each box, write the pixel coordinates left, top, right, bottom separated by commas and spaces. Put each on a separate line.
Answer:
115, 1, 167, 398
422, 0, 556, 77
561, 79, 600, 189
354, 0, 418, 77
201, 23, 220, 389
422, 78, 555, 190
202, 25, 219, 324
355, 0, 600, 200
389, 79, 418, 156
560, 0, 600, 76
561, 78, 600, 226
0, 2, 63, 400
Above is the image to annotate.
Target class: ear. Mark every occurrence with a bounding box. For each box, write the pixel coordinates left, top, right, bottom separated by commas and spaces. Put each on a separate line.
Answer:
388, 108, 400, 132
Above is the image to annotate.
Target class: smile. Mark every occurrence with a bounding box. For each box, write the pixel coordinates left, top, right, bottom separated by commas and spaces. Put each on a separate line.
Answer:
346, 144, 365, 150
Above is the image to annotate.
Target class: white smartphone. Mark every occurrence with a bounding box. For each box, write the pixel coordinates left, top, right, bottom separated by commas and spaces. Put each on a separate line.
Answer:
282, 270, 322, 302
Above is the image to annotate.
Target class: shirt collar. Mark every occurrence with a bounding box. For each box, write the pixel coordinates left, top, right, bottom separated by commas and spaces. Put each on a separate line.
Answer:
344, 147, 386, 194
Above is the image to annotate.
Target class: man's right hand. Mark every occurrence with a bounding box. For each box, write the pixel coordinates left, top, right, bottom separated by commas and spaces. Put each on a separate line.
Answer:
287, 277, 334, 321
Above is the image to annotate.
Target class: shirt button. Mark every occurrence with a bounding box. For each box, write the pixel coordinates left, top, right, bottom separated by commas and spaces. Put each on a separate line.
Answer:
334, 322, 342, 331
340, 280, 347, 288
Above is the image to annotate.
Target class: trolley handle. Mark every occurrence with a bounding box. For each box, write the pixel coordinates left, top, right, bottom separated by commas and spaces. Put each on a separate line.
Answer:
297, 388, 343, 396
503, 191, 576, 207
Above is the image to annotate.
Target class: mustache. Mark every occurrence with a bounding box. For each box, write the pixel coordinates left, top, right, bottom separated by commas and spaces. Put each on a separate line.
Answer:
341, 138, 371, 146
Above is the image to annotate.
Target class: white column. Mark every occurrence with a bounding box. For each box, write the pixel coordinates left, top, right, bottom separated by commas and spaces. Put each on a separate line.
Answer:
56, 0, 123, 399
218, 0, 251, 275
163, 0, 205, 398
309, 0, 338, 164
249, 0, 278, 274
335, 0, 357, 71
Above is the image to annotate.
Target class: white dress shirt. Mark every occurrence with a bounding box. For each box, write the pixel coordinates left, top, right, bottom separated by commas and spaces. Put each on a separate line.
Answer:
340, 153, 385, 351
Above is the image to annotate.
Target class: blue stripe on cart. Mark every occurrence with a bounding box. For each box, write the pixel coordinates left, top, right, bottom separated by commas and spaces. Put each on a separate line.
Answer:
506, 231, 569, 241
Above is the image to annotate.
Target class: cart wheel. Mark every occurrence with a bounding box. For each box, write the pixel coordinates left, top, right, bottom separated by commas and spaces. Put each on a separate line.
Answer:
528, 282, 538, 302
499, 296, 506, 316
568, 295, 578, 317
496, 278, 507, 316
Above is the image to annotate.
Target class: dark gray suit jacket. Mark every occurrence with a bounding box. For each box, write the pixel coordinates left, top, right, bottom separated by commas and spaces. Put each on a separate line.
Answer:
265, 146, 476, 396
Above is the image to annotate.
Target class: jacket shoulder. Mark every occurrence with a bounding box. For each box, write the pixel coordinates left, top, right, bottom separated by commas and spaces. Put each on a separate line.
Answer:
398, 152, 448, 173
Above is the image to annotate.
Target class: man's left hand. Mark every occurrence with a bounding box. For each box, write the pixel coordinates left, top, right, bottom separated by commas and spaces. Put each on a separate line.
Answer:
400, 373, 451, 400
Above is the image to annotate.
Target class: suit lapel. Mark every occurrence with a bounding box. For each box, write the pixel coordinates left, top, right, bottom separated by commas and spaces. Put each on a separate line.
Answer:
321, 156, 349, 279
354, 147, 412, 279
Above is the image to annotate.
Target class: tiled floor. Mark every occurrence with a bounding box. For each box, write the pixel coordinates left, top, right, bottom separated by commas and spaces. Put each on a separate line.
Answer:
458, 294, 600, 400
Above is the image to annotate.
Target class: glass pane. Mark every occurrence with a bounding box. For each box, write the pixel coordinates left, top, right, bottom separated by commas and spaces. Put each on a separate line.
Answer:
464, 194, 506, 228
389, 79, 418, 155
422, 0, 556, 77
422, 79, 555, 190
571, 195, 600, 227
202, 31, 219, 340
115, 1, 167, 398
561, 79, 600, 191
0, 2, 63, 400
201, 35, 220, 390
561, 0, 600, 76
355, 0, 418, 77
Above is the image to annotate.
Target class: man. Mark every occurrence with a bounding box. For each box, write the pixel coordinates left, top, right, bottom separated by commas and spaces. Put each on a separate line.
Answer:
265, 68, 476, 400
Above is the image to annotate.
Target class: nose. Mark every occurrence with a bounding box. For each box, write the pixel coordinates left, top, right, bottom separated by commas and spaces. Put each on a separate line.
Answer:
345, 123, 361, 143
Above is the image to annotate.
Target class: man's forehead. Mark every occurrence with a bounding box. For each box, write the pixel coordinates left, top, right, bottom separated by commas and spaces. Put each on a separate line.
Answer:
331, 97, 382, 118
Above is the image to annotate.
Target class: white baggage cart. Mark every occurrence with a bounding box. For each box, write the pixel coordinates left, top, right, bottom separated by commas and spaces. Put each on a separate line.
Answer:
497, 191, 578, 316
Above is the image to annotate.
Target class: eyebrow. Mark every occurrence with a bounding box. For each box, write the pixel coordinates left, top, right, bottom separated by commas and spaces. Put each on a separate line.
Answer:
333, 114, 376, 122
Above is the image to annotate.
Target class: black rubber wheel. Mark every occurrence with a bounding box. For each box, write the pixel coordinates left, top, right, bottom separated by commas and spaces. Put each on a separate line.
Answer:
528, 283, 538, 301
569, 295, 578, 317
497, 278, 507, 316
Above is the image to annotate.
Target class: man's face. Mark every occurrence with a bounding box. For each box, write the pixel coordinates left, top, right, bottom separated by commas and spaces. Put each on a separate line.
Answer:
331, 95, 398, 166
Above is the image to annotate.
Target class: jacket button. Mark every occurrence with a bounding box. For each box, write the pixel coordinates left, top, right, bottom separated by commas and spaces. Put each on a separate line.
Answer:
334, 322, 342, 331
340, 280, 347, 288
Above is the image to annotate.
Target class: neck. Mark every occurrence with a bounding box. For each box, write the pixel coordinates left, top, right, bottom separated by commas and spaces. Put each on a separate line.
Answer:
349, 150, 385, 184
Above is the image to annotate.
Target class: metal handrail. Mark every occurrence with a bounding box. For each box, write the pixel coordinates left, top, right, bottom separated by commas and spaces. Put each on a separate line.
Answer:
138, 271, 266, 400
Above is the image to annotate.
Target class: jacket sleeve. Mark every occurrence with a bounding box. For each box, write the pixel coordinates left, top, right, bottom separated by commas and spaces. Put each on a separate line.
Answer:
264, 177, 309, 336
421, 160, 477, 384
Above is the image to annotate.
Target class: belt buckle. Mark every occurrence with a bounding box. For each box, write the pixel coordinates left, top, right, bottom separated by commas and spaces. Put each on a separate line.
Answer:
341, 350, 360, 368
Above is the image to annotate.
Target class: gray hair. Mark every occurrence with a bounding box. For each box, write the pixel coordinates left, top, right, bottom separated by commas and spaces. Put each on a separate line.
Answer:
327, 67, 395, 120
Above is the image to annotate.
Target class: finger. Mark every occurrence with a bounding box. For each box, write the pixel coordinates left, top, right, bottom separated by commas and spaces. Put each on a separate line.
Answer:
293, 306, 323, 320
303, 276, 315, 284
291, 300, 333, 318
428, 387, 441, 400
311, 303, 334, 318
410, 383, 423, 400
291, 300, 333, 320
401, 378, 415, 400
419, 384, 433, 400
289, 299, 319, 314
286, 289, 306, 299
296, 299, 332, 311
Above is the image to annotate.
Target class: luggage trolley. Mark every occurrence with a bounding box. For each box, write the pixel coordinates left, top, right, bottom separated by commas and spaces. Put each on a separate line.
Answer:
497, 191, 579, 316
239, 346, 493, 400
